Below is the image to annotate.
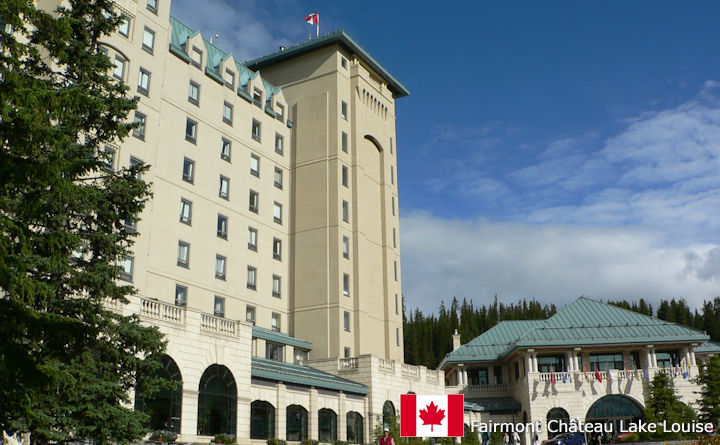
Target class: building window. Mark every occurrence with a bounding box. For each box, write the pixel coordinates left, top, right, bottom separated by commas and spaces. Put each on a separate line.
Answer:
271, 312, 280, 332
224, 69, 235, 88
394, 261, 398, 281
344, 347, 351, 358
341, 101, 348, 119
295, 349, 308, 365
468, 368, 489, 385
392, 228, 396, 248
191, 46, 202, 68
391, 165, 395, 184
214, 295, 225, 318
118, 16, 130, 37
249, 190, 259, 213
251, 119, 261, 141
272, 275, 281, 298
132, 112, 146, 140
113, 56, 126, 81
247, 266, 256, 290
129, 156, 142, 178
342, 236, 350, 259
137, 68, 150, 96
273, 202, 282, 224
390, 137, 393, 154
590, 353, 624, 371
223, 101, 233, 125
119, 256, 133, 281
343, 273, 350, 296
392, 196, 396, 216
274, 167, 283, 189
102, 146, 115, 171
179, 198, 192, 225
276, 104, 285, 122
341, 165, 348, 187
177, 241, 190, 268
182, 157, 194, 183
275, 134, 284, 155
272, 238, 282, 260
146, 0, 158, 14
246, 305, 256, 325
250, 401, 275, 440
217, 214, 228, 239
188, 80, 200, 105
221, 138, 231, 161
341, 131, 348, 153
142, 27, 155, 54
395, 294, 399, 315
185, 118, 197, 143
537, 355, 565, 373
175, 284, 187, 306
219, 175, 229, 200
342, 200, 349, 222
253, 88, 263, 108
341, 56, 348, 69
215, 255, 226, 280
396, 328, 400, 346
248, 227, 258, 251
494, 366, 503, 384
515, 361, 520, 380
250, 154, 260, 177
343, 311, 350, 332
266, 342, 282, 361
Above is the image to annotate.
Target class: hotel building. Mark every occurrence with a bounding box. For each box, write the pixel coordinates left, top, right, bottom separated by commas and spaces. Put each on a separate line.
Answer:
441, 297, 720, 442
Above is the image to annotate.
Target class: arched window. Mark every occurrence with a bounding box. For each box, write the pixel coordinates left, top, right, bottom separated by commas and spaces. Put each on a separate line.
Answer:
250, 401, 275, 440
287, 405, 308, 441
586, 395, 643, 437
546, 407, 570, 436
197, 364, 237, 436
346, 411, 364, 444
318, 408, 337, 443
134, 354, 183, 432
382, 401, 396, 428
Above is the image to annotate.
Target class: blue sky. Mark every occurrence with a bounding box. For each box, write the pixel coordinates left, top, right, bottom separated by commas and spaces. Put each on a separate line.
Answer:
171, 0, 720, 313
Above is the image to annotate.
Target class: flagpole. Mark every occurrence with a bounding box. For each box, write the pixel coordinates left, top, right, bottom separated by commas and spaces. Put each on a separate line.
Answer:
316, 21, 319, 37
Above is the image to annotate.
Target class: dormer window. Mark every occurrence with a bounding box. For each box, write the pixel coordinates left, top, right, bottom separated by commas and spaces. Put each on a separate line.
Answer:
276, 103, 285, 121
253, 88, 263, 108
191, 46, 202, 69
224, 69, 235, 88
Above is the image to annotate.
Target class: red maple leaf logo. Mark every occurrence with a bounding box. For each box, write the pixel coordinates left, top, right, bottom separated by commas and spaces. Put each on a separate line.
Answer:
419, 401, 445, 431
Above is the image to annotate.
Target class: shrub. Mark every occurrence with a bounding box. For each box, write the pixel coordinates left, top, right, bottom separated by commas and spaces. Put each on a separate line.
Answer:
149, 430, 178, 442
302, 440, 319, 445
268, 439, 287, 445
214, 433, 236, 444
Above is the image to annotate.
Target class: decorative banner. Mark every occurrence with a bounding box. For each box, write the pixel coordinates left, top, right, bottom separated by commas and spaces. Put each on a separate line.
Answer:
401, 394, 464, 437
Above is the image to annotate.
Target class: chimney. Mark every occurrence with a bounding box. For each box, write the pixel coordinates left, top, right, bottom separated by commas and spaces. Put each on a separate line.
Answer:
452, 329, 461, 351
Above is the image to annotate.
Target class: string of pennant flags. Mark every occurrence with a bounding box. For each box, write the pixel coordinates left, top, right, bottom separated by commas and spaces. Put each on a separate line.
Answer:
544, 364, 691, 386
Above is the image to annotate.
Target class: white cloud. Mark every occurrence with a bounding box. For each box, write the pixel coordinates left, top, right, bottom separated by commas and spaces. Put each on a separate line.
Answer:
400, 211, 720, 314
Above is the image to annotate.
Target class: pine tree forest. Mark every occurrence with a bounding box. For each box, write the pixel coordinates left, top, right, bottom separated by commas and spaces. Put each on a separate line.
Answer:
403, 296, 720, 369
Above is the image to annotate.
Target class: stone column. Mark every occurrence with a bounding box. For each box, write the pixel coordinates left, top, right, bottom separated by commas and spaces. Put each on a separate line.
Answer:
309, 388, 318, 441
689, 347, 697, 366
526, 353, 533, 375
277, 383, 286, 440
565, 351, 573, 372
181, 385, 198, 437
532, 353, 539, 373
339, 392, 347, 442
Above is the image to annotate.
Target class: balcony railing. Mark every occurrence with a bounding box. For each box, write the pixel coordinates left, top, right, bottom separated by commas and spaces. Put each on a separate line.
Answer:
535, 366, 693, 384
378, 358, 394, 372
339, 357, 358, 370
200, 313, 238, 336
401, 363, 420, 378
140, 297, 185, 325
426, 369, 443, 384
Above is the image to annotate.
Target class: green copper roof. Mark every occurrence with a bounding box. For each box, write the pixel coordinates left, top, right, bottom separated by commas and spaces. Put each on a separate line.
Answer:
442, 297, 711, 366
251, 357, 368, 395
695, 341, 720, 354
252, 326, 312, 350
245, 29, 410, 98
168, 16, 282, 99
464, 397, 521, 413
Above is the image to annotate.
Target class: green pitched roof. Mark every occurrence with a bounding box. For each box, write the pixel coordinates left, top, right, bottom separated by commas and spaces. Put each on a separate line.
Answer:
245, 29, 410, 98
252, 326, 312, 351
442, 297, 710, 366
695, 341, 720, 354
251, 357, 367, 395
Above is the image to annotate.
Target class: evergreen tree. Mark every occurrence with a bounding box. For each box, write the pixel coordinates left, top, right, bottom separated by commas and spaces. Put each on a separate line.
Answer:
644, 371, 696, 440
0, 1, 166, 443
694, 355, 720, 428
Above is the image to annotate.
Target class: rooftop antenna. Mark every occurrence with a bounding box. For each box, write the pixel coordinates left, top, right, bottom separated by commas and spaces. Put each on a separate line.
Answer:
210, 34, 219, 44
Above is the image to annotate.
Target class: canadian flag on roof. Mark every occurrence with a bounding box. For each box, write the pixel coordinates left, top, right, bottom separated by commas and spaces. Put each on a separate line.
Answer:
401, 394, 464, 437
305, 13, 319, 25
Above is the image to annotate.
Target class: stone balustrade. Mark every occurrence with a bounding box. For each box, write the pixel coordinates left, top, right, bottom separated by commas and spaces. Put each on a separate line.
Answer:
200, 313, 239, 336
338, 357, 359, 370
140, 297, 185, 325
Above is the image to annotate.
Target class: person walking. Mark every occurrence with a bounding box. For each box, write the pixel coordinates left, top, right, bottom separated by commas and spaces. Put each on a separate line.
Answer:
533, 432, 539, 445
380, 428, 395, 445
512, 430, 521, 445
503, 432, 510, 445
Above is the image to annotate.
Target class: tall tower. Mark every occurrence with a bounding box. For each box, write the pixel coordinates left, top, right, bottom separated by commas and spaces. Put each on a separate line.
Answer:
247, 32, 408, 361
